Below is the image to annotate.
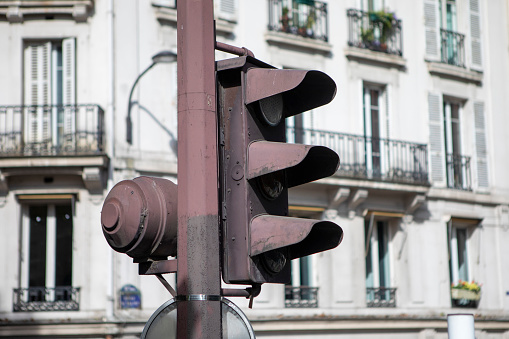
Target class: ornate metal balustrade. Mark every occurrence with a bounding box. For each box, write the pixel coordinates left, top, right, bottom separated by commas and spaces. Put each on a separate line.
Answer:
446, 153, 472, 190
0, 104, 104, 157
440, 29, 465, 67
13, 287, 80, 312
287, 127, 429, 186
268, 0, 329, 42
285, 286, 318, 308
347, 8, 402, 56
366, 287, 396, 308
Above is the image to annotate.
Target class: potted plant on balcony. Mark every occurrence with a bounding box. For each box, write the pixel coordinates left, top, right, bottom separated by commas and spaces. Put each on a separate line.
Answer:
280, 6, 290, 33
451, 280, 481, 307
366, 9, 397, 51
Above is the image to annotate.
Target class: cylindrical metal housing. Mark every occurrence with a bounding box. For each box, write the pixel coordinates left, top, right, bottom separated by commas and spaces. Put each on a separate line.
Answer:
101, 176, 178, 259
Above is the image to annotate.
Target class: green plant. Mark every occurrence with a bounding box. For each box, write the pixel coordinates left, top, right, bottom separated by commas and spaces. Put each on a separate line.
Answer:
281, 6, 290, 30
368, 10, 396, 43
451, 280, 481, 293
360, 27, 375, 43
306, 10, 315, 29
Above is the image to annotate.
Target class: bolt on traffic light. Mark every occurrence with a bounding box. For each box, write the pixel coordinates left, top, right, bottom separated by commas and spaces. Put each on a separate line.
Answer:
217, 56, 344, 285
101, 176, 178, 261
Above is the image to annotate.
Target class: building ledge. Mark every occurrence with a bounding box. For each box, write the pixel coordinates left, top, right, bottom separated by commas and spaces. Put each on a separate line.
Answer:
152, 2, 235, 34
249, 316, 509, 332
0, 0, 93, 22
345, 46, 406, 69
265, 31, 332, 54
427, 61, 483, 84
427, 187, 508, 205
318, 176, 430, 194
0, 155, 109, 195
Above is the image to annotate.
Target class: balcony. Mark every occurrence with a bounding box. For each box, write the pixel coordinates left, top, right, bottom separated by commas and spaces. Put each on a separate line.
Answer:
446, 154, 472, 191
440, 29, 465, 68
268, 0, 329, 42
285, 286, 318, 308
13, 287, 80, 312
287, 127, 429, 186
347, 9, 402, 56
366, 287, 396, 307
0, 104, 104, 157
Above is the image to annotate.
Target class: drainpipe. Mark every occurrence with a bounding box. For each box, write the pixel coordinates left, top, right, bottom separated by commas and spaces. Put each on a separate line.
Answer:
106, 0, 116, 321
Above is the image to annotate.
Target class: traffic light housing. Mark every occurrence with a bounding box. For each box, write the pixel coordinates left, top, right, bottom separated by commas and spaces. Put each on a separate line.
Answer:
217, 56, 343, 284
101, 176, 178, 261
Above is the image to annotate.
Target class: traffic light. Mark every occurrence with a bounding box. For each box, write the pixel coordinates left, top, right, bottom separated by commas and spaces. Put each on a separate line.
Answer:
217, 56, 344, 285
101, 176, 178, 261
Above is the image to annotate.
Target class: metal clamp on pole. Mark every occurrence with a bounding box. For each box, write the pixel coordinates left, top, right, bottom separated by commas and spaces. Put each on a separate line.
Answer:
175, 294, 222, 301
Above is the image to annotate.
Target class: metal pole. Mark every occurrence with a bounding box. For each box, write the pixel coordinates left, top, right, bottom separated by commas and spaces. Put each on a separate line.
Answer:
176, 0, 221, 338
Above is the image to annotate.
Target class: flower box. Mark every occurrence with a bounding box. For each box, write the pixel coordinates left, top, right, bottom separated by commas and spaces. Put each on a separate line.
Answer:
451, 288, 481, 301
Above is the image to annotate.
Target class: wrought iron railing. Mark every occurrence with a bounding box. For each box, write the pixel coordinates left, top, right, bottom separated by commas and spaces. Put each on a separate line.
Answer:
440, 29, 465, 67
366, 287, 396, 307
0, 104, 104, 156
347, 9, 402, 56
13, 287, 80, 312
285, 286, 318, 308
287, 127, 429, 185
268, 0, 329, 42
446, 153, 471, 190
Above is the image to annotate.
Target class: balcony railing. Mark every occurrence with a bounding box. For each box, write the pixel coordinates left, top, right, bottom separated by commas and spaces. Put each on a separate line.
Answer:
285, 286, 318, 308
446, 154, 471, 190
268, 0, 329, 42
13, 287, 80, 312
366, 287, 396, 308
0, 104, 104, 157
347, 9, 402, 56
440, 29, 465, 67
287, 127, 429, 186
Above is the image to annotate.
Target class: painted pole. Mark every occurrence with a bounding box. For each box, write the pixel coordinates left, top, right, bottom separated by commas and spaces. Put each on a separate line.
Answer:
176, 0, 221, 337
447, 313, 475, 339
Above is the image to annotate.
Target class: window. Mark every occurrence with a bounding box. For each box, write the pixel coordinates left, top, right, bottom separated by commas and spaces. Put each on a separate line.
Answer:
360, 0, 384, 12
363, 84, 387, 179
428, 94, 480, 190
439, 0, 457, 31
285, 208, 320, 308
23, 39, 76, 153
285, 256, 318, 308
443, 99, 469, 189
365, 214, 396, 307
14, 201, 79, 312
448, 218, 480, 307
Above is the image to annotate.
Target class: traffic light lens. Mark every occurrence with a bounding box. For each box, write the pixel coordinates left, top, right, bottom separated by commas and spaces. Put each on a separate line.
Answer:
258, 171, 285, 200
261, 249, 287, 274
258, 94, 283, 126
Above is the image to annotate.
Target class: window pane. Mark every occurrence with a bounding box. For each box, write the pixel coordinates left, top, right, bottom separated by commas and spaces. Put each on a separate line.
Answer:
29, 206, 47, 288
377, 221, 390, 288
456, 228, 469, 281
365, 220, 374, 288
55, 204, 73, 287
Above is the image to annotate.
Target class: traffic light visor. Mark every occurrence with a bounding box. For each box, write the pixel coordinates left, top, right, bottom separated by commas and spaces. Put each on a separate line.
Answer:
245, 68, 336, 118
250, 215, 343, 259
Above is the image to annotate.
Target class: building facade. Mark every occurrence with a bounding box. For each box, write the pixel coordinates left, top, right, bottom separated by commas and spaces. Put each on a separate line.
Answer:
1, 0, 509, 338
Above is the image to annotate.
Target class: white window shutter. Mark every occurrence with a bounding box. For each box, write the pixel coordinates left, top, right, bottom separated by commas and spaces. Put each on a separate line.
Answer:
474, 102, 488, 188
24, 42, 51, 145
428, 93, 445, 186
62, 38, 76, 149
62, 38, 76, 106
216, 0, 237, 22
424, 0, 440, 62
469, 0, 482, 70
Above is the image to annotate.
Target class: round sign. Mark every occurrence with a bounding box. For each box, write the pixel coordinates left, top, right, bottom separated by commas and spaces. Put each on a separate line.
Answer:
141, 296, 255, 339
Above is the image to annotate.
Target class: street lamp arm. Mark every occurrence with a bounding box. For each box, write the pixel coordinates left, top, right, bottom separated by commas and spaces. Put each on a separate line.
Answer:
126, 62, 156, 144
